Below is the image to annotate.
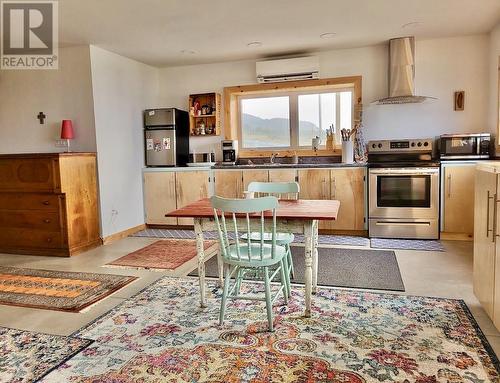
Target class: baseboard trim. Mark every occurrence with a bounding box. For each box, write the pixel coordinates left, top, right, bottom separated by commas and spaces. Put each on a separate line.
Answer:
440, 232, 473, 241
103, 224, 146, 245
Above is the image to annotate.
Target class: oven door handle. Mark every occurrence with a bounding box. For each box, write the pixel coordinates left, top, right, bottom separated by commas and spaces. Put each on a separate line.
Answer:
374, 221, 431, 226
369, 169, 439, 175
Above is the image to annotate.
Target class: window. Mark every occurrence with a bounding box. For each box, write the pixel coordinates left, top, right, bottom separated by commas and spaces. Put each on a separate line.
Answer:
239, 89, 354, 150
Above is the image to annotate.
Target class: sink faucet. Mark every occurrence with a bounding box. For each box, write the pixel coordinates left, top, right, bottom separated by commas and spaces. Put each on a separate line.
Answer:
270, 152, 279, 164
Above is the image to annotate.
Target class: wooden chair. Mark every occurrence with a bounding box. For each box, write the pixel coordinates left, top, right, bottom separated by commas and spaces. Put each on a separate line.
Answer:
211, 195, 289, 332
244, 181, 300, 296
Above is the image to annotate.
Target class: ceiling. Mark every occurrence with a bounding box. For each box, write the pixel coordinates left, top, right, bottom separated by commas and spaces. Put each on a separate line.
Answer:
59, 0, 500, 67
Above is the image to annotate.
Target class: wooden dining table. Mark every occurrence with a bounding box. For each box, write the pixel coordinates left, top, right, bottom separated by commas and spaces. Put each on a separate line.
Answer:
166, 198, 340, 317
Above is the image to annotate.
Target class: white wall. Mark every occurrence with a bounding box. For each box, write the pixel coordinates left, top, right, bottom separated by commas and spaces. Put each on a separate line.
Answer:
0, 46, 96, 153
89, 46, 159, 238
489, 23, 500, 138
159, 35, 490, 152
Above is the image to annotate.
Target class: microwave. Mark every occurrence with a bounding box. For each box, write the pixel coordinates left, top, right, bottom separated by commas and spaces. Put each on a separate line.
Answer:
439, 133, 492, 160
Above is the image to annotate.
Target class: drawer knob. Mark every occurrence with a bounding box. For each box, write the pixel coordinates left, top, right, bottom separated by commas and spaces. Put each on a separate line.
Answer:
46, 238, 52, 243
42, 201, 50, 206
44, 219, 51, 224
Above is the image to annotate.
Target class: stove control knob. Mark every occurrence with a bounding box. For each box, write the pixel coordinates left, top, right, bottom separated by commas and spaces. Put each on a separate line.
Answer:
372, 144, 376, 149
417, 142, 422, 147
411, 142, 416, 147
378, 143, 383, 148
423, 141, 429, 147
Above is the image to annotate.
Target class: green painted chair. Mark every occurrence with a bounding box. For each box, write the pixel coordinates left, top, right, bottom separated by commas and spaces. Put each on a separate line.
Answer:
243, 181, 300, 296
211, 195, 288, 332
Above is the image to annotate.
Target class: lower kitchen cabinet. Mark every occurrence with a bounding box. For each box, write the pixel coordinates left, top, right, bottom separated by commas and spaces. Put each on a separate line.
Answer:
330, 168, 365, 231
268, 169, 297, 183
214, 170, 244, 198
242, 170, 268, 190
175, 171, 210, 225
442, 163, 475, 236
143, 171, 177, 225
473, 164, 500, 328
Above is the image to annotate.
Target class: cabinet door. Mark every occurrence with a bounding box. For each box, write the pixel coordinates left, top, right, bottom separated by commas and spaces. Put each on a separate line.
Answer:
330, 168, 365, 231
473, 170, 497, 318
143, 172, 177, 225
176, 171, 209, 226
298, 169, 330, 230
214, 170, 243, 199
242, 170, 268, 191
269, 169, 297, 183
443, 165, 475, 235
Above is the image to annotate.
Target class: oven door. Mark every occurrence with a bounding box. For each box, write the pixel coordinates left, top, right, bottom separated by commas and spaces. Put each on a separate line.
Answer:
369, 167, 439, 219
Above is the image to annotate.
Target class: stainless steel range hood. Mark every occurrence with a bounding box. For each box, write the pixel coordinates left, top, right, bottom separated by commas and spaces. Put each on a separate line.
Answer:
376, 36, 436, 105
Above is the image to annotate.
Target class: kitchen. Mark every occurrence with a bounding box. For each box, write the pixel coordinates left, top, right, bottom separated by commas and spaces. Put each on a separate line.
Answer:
0, 1, 500, 382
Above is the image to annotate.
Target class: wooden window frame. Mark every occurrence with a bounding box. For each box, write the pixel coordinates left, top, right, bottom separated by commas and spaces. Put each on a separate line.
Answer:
224, 76, 362, 158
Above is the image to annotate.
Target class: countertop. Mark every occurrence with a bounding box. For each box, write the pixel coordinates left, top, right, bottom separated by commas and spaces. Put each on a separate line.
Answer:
143, 162, 367, 172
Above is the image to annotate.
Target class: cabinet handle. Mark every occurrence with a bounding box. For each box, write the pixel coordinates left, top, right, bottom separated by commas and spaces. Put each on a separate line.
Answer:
43, 219, 51, 224
42, 200, 50, 206
322, 179, 327, 199
493, 194, 498, 243
46, 238, 52, 243
447, 174, 452, 198
487, 191, 494, 237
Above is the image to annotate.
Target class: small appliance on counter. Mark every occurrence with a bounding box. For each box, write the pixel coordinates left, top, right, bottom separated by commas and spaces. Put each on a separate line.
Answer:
144, 108, 189, 167
439, 133, 492, 160
187, 152, 216, 167
221, 140, 238, 165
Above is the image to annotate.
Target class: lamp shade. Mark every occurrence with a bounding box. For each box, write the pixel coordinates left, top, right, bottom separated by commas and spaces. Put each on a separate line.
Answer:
60, 120, 74, 140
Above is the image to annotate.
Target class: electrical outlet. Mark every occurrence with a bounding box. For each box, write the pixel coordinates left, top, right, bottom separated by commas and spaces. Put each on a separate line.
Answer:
55, 139, 67, 147
111, 209, 119, 216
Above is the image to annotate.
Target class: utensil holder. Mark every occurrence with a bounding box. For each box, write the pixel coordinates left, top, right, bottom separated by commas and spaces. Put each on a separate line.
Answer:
342, 141, 354, 164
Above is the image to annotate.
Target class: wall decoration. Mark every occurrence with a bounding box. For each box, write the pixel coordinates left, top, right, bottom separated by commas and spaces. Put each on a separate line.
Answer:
454, 91, 465, 111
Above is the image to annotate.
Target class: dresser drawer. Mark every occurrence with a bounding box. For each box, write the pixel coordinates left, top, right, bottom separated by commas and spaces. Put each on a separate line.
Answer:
0, 193, 63, 211
0, 228, 65, 249
0, 210, 62, 231
0, 158, 60, 192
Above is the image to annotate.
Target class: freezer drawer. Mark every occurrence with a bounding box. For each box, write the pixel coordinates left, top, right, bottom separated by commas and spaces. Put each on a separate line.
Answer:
369, 218, 439, 239
144, 108, 174, 127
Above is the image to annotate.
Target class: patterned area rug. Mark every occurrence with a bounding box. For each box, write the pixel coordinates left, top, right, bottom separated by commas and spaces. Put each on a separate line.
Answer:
106, 239, 217, 271
371, 238, 446, 252
0, 267, 136, 312
0, 327, 92, 383
132, 228, 371, 247
42, 277, 499, 382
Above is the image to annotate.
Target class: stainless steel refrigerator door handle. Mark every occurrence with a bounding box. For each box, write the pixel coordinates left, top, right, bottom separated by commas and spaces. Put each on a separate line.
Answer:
487, 191, 494, 237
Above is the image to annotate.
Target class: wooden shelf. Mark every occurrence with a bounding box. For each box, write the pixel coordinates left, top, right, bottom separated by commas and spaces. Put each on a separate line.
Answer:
189, 93, 221, 136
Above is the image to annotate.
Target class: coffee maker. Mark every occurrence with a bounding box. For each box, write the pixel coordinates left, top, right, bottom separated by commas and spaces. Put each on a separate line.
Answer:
221, 140, 238, 165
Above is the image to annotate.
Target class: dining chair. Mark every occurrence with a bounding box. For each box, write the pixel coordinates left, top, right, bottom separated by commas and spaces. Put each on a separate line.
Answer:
243, 181, 300, 296
211, 195, 289, 332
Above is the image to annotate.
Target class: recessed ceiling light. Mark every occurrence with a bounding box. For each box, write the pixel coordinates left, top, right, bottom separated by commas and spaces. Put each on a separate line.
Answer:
320, 32, 337, 39
247, 41, 263, 48
180, 49, 196, 54
401, 22, 422, 29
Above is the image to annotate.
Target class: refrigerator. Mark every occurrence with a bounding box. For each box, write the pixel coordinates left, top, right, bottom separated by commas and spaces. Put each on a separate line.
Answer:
144, 108, 189, 167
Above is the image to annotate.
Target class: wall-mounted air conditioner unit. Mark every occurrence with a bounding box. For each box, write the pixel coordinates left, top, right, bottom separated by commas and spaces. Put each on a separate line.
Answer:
256, 56, 320, 83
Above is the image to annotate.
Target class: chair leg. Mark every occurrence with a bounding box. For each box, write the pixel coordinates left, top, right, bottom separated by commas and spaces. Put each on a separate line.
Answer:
235, 267, 243, 295
279, 260, 289, 305
281, 256, 291, 299
263, 266, 274, 332
287, 244, 295, 279
219, 264, 231, 326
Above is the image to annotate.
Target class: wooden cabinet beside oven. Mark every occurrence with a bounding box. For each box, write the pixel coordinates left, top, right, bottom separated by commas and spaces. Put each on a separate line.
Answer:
0, 153, 101, 256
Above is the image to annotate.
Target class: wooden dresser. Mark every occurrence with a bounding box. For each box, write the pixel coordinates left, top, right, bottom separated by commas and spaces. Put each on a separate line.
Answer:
0, 153, 102, 256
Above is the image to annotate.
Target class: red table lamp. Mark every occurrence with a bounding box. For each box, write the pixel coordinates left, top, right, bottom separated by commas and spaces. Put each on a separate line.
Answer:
60, 120, 74, 152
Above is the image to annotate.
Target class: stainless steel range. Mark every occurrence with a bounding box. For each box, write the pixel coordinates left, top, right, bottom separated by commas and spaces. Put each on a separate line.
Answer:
368, 138, 440, 239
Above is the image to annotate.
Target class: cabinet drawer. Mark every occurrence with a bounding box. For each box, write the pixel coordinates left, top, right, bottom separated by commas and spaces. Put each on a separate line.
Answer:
0, 228, 65, 249
0, 193, 62, 211
0, 158, 59, 192
0, 210, 62, 231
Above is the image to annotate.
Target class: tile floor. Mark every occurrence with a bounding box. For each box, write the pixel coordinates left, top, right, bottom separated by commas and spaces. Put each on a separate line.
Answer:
0, 237, 498, 355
